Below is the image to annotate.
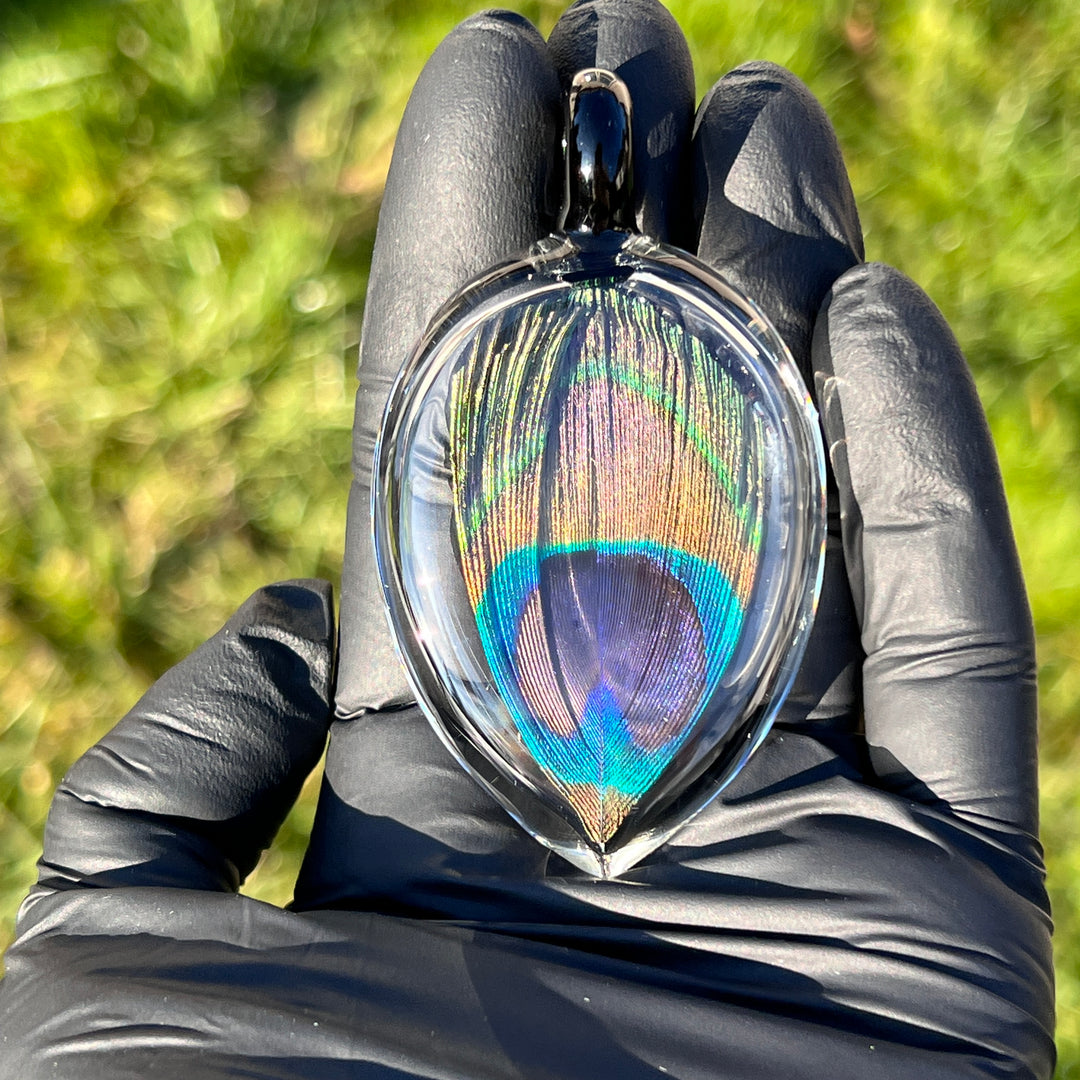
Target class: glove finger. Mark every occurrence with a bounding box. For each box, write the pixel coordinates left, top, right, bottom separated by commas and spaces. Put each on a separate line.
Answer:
30, 582, 333, 901
692, 62, 863, 379
337, 11, 562, 716
547, 0, 696, 244
300, 16, 566, 908
813, 262, 1039, 837
692, 64, 866, 739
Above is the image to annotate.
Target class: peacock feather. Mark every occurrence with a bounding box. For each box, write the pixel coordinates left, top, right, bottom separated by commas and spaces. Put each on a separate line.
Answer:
448, 281, 766, 846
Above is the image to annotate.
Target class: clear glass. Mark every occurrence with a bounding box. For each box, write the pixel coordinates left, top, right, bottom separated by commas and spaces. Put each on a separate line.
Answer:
373, 229, 826, 878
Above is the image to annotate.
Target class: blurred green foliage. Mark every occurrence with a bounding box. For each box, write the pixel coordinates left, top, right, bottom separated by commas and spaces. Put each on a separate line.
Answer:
1, 0, 1077, 1073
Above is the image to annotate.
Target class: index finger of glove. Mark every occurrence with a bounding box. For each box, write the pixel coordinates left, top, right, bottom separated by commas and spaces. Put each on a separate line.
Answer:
337, 12, 562, 716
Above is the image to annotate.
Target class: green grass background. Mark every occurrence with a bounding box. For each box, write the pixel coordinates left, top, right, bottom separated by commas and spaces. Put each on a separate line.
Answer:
1, 0, 1077, 1071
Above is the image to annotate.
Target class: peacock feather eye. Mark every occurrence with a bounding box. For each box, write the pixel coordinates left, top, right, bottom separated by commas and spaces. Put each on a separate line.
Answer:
374, 69, 826, 878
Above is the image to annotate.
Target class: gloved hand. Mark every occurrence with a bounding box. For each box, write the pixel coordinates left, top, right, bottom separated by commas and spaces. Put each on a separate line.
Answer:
0, 3, 1054, 1078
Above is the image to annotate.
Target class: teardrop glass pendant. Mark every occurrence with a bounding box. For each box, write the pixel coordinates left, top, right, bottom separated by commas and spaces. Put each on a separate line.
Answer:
374, 69, 826, 878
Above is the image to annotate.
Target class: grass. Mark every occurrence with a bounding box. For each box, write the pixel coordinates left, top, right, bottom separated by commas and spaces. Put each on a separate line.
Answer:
1, 1, 1077, 1073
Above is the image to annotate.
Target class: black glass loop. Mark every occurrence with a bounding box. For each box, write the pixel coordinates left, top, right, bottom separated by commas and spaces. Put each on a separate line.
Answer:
559, 68, 635, 234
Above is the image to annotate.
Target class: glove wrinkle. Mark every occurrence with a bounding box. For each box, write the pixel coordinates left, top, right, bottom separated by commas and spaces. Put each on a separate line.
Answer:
7, 886, 1005, 1080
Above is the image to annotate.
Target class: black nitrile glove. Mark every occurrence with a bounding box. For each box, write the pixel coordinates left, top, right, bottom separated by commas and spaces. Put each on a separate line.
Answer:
0, 3, 1054, 1078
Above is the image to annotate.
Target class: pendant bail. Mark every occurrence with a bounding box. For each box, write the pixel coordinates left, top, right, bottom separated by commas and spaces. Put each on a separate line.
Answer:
558, 68, 635, 235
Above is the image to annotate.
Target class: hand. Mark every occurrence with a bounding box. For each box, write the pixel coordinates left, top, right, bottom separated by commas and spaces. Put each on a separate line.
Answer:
0, 3, 1054, 1078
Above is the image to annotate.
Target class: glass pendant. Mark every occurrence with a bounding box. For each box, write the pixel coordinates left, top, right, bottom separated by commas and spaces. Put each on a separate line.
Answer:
373, 69, 826, 879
